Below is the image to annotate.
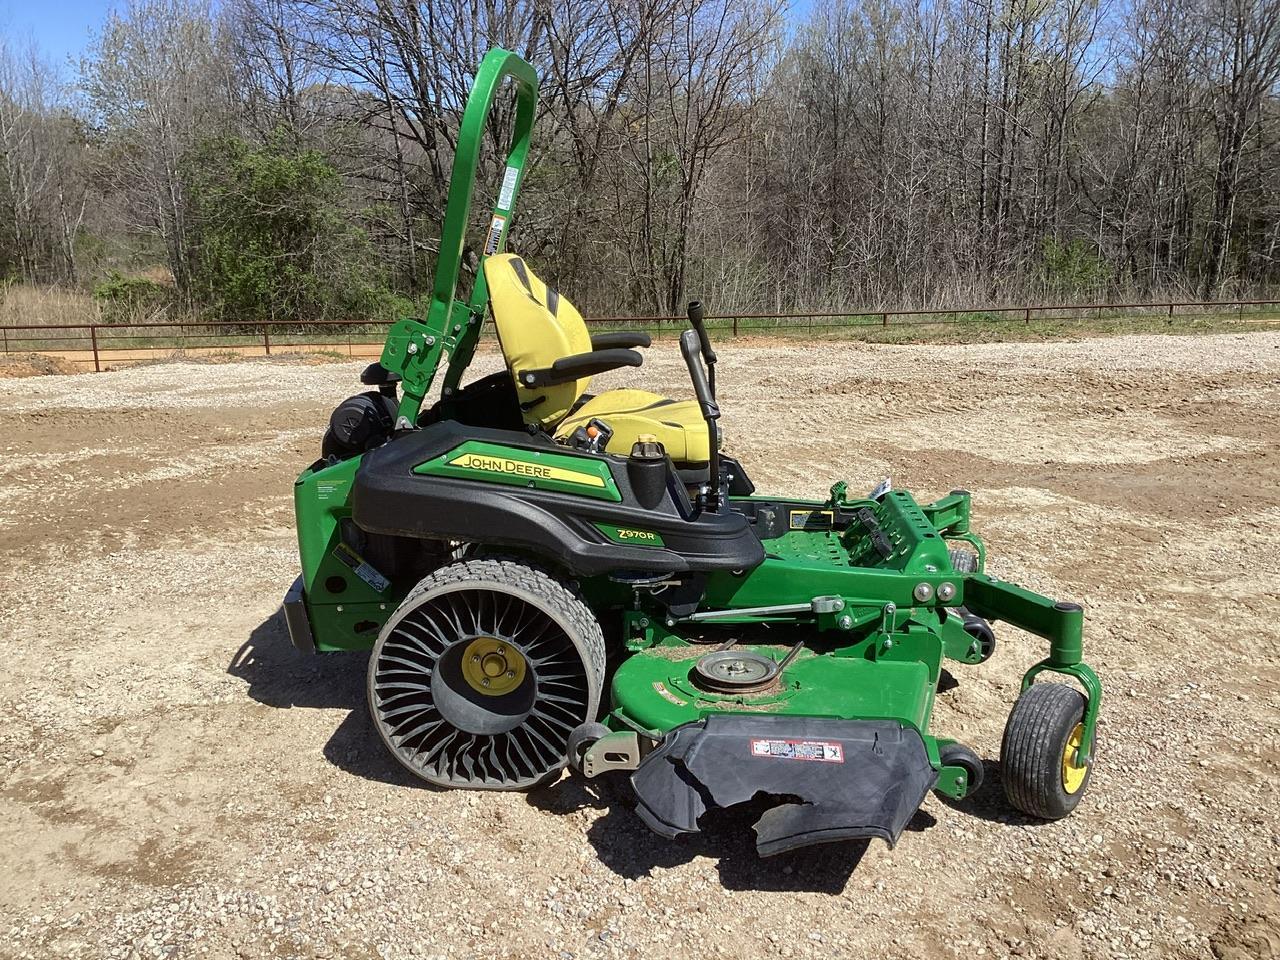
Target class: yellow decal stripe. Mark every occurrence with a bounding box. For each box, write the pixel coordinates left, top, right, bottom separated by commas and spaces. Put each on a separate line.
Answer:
448, 452, 606, 488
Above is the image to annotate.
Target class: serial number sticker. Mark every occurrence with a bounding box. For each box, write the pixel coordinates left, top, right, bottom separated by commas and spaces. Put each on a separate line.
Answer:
750, 738, 845, 763
333, 542, 390, 593
789, 508, 834, 530
484, 215, 506, 255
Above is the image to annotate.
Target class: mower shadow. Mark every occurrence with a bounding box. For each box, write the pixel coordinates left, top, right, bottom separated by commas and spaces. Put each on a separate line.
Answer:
529, 774, 937, 893
231, 611, 961, 883
937, 759, 1041, 827
228, 610, 426, 790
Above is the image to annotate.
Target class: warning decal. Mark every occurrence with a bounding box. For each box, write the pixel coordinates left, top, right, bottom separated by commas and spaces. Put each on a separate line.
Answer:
652, 682, 688, 707
497, 165, 520, 209
333, 542, 390, 593
750, 738, 845, 763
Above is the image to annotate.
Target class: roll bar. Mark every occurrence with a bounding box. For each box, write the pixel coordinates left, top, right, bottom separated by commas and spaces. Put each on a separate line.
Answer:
380, 48, 539, 427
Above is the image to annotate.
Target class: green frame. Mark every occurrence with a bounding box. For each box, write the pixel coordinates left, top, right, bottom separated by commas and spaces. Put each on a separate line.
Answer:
378, 48, 538, 427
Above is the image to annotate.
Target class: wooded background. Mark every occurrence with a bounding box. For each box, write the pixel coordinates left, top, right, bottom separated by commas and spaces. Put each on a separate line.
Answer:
2, 0, 1278, 322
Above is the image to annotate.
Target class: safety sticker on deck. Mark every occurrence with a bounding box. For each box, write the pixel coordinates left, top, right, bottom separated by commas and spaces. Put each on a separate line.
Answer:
653, 682, 688, 707
750, 738, 845, 763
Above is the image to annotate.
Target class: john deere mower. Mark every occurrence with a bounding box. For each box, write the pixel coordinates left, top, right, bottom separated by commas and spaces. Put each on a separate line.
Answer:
283, 49, 1102, 855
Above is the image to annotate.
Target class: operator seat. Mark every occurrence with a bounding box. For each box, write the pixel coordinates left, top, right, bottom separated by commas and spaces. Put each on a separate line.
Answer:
483, 254, 711, 465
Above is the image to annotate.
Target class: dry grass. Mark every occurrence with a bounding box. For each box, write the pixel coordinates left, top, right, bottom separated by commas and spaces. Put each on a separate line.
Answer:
0, 283, 101, 329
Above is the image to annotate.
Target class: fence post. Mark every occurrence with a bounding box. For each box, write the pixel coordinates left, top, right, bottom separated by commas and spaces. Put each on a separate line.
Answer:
882, 312, 888, 327
263, 325, 271, 355
1024, 306, 1031, 325
2, 325, 7, 354
90, 324, 100, 372
733, 315, 738, 337
1167, 303, 1174, 319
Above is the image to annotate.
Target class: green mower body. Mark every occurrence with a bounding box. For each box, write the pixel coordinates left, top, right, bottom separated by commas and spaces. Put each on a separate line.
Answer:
283, 48, 1102, 855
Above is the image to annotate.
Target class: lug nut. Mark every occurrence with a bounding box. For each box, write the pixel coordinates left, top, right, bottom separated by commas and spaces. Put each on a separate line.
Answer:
937, 581, 956, 602
913, 582, 934, 603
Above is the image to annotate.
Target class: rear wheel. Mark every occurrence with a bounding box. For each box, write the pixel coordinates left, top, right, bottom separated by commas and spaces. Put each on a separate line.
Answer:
367, 559, 606, 790
1001, 683, 1094, 819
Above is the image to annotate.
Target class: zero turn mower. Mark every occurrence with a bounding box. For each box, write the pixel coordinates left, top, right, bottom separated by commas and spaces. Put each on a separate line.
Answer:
283, 48, 1102, 855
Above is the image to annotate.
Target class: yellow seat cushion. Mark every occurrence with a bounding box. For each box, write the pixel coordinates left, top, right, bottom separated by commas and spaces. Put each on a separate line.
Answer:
484, 253, 592, 428
555, 389, 710, 464
484, 254, 709, 464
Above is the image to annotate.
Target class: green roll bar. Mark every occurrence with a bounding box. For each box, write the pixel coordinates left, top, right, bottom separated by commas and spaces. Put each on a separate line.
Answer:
380, 48, 539, 427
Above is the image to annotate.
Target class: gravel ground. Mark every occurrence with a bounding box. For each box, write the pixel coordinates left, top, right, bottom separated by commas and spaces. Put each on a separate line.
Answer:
1, 333, 1278, 960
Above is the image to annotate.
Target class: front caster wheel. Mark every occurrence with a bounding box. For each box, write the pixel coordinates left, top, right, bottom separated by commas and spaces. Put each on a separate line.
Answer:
1001, 683, 1094, 819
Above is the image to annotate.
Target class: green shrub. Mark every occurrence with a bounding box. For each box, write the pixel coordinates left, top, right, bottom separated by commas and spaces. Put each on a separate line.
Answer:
1040, 238, 1108, 299
185, 133, 395, 322
92, 270, 170, 323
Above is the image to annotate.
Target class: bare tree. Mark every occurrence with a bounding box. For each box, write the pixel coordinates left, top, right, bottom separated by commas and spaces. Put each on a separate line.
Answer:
1197, 0, 1280, 295
81, 0, 233, 295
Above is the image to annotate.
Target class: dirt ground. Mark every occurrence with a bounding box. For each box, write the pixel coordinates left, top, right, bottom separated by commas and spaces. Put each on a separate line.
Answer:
1, 333, 1278, 960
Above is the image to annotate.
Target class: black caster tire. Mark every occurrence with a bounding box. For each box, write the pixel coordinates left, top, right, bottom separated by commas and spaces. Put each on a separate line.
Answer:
567, 722, 612, 773
962, 613, 996, 662
939, 741, 984, 798
1001, 683, 1094, 819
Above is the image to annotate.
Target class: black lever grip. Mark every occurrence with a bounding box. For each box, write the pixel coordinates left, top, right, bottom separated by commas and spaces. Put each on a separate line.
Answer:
680, 330, 719, 418
687, 300, 716, 365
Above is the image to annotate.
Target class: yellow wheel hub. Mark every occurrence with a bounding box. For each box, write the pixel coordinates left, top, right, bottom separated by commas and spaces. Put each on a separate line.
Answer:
1062, 722, 1089, 794
461, 637, 527, 697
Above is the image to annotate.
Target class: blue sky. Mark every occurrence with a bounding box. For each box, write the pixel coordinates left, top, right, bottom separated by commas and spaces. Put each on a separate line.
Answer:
1, 0, 110, 67
4, 0, 814, 72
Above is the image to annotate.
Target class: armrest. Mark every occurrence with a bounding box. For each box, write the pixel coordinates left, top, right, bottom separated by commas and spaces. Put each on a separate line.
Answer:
590, 330, 652, 350
519, 348, 643, 388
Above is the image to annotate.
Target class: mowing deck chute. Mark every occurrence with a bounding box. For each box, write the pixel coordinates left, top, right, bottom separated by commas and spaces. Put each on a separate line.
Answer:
631, 715, 937, 855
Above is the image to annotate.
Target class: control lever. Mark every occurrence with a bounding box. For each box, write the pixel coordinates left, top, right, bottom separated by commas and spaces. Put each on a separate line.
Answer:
568, 417, 614, 454
680, 329, 722, 511
686, 301, 716, 397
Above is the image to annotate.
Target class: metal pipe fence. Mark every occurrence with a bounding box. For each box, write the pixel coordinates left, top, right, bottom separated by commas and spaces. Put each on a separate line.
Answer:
2, 297, 1278, 372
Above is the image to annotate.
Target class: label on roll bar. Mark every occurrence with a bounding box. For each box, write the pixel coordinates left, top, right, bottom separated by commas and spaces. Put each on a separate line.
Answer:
484, 215, 506, 255
498, 165, 519, 209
